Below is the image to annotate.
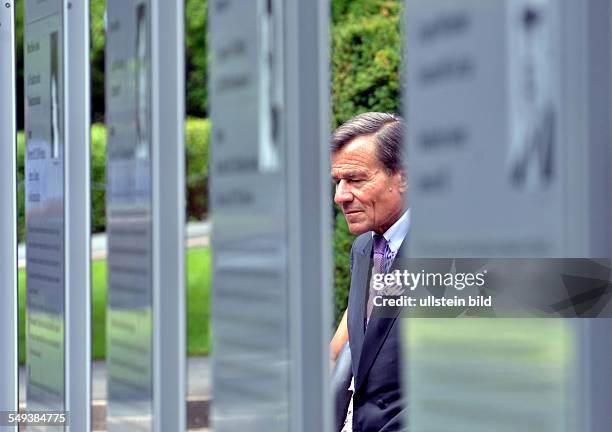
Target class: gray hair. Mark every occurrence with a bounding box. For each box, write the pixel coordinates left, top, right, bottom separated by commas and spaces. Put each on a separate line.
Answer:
331, 112, 404, 174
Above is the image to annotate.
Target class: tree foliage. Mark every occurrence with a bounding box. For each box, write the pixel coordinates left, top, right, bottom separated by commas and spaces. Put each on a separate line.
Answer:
331, 0, 402, 127
90, 0, 106, 123
185, 0, 208, 118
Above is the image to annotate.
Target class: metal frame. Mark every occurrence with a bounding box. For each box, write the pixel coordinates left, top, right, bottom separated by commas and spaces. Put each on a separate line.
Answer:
151, 0, 186, 430
0, 0, 18, 426
64, 0, 91, 430
566, 1, 612, 431
285, 0, 332, 431
577, 320, 612, 432
560, 0, 612, 256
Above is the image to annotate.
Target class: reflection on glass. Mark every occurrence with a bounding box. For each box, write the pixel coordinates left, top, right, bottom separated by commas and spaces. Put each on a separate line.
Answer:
106, 1, 153, 430
135, 3, 148, 160
50, 31, 60, 159
24, 5, 65, 426
403, 319, 575, 431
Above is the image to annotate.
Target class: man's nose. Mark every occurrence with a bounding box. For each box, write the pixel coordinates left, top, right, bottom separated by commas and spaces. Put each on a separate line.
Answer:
334, 180, 353, 204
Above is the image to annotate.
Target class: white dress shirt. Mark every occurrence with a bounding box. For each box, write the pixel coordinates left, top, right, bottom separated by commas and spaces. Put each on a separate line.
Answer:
374, 209, 411, 270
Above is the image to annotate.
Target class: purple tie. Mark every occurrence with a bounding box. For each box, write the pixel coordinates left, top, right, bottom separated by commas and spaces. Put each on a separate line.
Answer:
367, 234, 387, 323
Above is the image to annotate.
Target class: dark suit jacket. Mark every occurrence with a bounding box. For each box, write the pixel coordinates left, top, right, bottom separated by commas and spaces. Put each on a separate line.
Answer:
347, 232, 405, 432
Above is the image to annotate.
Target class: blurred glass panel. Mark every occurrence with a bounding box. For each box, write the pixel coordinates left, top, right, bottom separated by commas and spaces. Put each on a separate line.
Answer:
209, 0, 291, 430
24, 0, 66, 417
106, 0, 154, 429
404, 319, 576, 431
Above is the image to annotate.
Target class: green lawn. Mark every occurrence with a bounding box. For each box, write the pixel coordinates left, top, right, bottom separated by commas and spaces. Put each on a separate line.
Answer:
18, 247, 211, 364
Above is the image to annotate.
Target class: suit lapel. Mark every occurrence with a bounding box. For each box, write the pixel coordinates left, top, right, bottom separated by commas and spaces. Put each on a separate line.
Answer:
355, 245, 406, 391
348, 235, 372, 379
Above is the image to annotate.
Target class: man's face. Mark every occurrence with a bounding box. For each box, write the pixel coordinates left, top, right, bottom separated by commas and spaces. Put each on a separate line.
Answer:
331, 135, 406, 235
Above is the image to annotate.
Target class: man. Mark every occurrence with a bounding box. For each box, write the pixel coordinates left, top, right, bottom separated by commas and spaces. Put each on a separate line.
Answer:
331, 112, 409, 431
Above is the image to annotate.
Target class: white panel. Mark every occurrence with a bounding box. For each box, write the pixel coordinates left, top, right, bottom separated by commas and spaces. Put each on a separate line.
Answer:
210, 1, 291, 430
0, 1, 18, 428
25, 1, 91, 428
209, 0, 332, 431
24, 0, 66, 414
106, 0, 185, 430
405, 0, 565, 259
403, 1, 612, 431
106, 1, 154, 429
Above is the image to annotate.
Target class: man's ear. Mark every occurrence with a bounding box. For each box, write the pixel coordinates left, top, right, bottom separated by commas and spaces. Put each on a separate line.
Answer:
398, 171, 408, 194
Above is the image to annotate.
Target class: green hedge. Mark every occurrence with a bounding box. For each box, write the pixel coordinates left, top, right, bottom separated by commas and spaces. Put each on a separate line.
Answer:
91, 124, 107, 233
185, 0, 209, 118
333, 0, 401, 25
332, 1, 402, 127
331, 0, 402, 321
16, 133, 25, 243
17, 118, 210, 242
186, 118, 211, 220
90, 1, 107, 124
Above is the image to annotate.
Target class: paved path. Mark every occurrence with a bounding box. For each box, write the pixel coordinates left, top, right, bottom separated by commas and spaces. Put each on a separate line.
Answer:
18, 221, 210, 267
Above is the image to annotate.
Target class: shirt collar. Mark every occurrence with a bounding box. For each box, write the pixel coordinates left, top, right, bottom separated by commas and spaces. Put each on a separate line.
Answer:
372, 209, 411, 254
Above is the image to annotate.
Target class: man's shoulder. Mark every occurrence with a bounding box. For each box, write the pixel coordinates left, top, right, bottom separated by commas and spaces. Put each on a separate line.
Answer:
351, 232, 372, 252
